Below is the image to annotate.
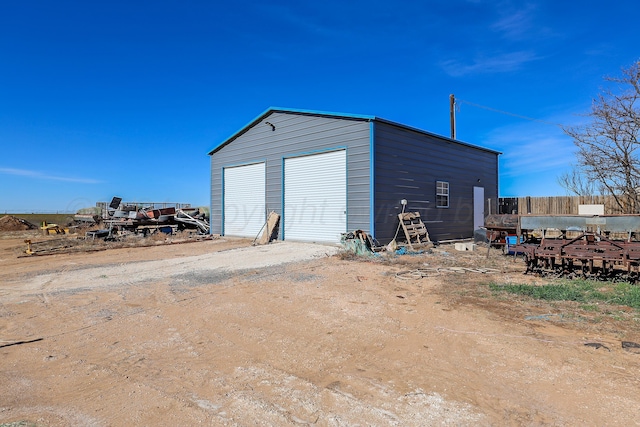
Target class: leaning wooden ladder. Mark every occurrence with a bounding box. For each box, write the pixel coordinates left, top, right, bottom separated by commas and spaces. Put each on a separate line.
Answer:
398, 212, 431, 250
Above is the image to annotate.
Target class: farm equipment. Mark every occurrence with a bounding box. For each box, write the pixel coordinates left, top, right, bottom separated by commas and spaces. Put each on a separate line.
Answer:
40, 221, 69, 235
486, 214, 640, 281
483, 214, 519, 249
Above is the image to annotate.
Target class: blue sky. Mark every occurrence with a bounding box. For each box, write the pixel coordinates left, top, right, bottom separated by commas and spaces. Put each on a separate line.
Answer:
1, 0, 638, 212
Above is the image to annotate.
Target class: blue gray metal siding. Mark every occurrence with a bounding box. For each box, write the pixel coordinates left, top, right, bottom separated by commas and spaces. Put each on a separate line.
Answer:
373, 122, 499, 243
209, 112, 371, 238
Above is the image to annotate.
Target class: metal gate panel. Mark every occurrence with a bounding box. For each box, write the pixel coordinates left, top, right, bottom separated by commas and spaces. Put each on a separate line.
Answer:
284, 150, 346, 243
223, 162, 265, 237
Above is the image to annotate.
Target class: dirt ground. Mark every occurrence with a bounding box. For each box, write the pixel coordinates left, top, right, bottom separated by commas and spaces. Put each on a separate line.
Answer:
1, 232, 640, 426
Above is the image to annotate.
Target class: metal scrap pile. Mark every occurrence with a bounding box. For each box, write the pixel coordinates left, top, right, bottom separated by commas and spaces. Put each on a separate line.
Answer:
89, 197, 210, 239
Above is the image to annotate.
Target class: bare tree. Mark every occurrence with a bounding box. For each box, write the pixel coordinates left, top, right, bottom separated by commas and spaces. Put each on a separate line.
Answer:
558, 167, 596, 196
562, 60, 640, 213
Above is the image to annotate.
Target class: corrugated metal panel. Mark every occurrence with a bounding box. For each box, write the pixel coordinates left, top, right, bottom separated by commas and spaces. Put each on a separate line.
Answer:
207, 107, 499, 156
210, 112, 370, 238
223, 163, 265, 237
284, 150, 346, 243
373, 122, 499, 243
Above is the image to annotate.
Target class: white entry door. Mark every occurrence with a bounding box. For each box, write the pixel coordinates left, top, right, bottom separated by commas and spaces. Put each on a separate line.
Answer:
284, 150, 346, 243
473, 186, 485, 231
223, 162, 265, 237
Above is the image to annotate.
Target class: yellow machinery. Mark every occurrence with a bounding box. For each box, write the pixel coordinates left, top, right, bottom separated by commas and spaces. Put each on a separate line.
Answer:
40, 221, 68, 235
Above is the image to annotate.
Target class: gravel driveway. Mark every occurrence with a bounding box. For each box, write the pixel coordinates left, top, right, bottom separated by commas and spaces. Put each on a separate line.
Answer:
4, 241, 339, 302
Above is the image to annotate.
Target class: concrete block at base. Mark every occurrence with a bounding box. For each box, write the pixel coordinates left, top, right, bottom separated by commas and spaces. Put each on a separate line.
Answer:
455, 242, 476, 251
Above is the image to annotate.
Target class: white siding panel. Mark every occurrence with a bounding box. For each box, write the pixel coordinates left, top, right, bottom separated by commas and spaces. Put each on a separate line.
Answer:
284, 150, 346, 243
224, 163, 265, 237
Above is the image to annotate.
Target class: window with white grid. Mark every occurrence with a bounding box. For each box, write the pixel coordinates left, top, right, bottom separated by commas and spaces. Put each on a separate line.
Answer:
436, 181, 449, 208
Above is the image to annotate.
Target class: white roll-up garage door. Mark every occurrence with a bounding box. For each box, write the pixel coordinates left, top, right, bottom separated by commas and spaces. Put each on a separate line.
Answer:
284, 150, 346, 243
223, 162, 265, 237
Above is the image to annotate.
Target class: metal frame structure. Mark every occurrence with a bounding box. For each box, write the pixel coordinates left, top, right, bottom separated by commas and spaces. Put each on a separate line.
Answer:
485, 214, 640, 281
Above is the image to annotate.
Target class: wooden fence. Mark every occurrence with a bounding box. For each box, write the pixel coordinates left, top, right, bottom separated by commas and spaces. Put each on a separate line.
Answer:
499, 196, 628, 215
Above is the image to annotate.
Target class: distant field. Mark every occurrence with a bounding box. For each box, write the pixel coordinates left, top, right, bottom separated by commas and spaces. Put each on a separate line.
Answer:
4, 213, 76, 227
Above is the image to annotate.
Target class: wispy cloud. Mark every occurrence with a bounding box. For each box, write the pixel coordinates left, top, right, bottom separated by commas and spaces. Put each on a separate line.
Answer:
490, 5, 536, 40
499, 137, 575, 177
0, 167, 102, 184
440, 50, 540, 77
485, 122, 576, 179
497, 135, 576, 196
255, 3, 349, 41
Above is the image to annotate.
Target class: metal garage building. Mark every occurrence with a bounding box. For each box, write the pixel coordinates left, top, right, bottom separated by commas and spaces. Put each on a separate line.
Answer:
208, 107, 500, 244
